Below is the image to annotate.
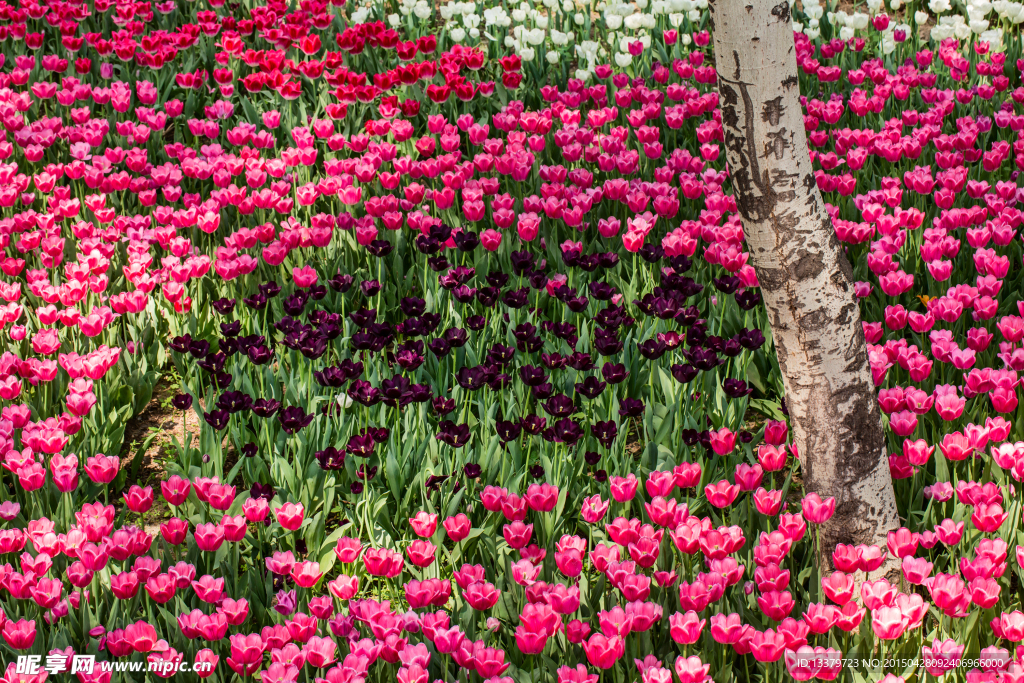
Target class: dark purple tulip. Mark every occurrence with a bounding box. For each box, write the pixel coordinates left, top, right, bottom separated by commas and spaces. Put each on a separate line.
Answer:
541, 353, 567, 370
690, 348, 721, 371
347, 433, 376, 457
522, 415, 547, 435
737, 329, 766, 350
723, 379, 753, 399
464, 463, 482, 478
189, 340, 210, 359
496, 420, 522, 443
739, 431, 753, 443
486, 344, 515, 366
671, 364, 699, 384
591, 420, 618, 448
381, 376, 412, 407
476, 287, 499, 307
546, 322, 577, 342
395, 342, 424, 371
247, 345, 273, 365
502, 288, 529, 309
453, 285, 478, 304
466, 316, 486, 331
299, 334, 329, 360
358, 465, 378, 481
639, 244, 664, 263
529, 383, 551, 400
529, 465, 545, 479
329, 272, 354, 293
349, 308, 377, 328
736, 289, 762, 310
618, 398, 644, 418
253, 398, 282, 418
566, 296, 589, 312
244, 292, 269, 310
456, 366, 490, 391
283, 292, 309, 316
197, 352, 226, 373
519, 365, 548, 387
567, 352, 595, 372
338, 359, 364, 381
593, 331, 623, 357
714, 276, 741, 295
432, 397, 456, 416
169, 335, 192, 353
428, 256, 449, 272
430, 223, 453, 242
251, 482, 276, 500
454, 230, 479, 252
485, 272, 509, 288
367, 239, 394, 257
529, 272, 548, 290
212, 372, 233, 389
401, 297, 426, 317
638, 340, 667, 360
575, 376, 607, 400
437, 421, 471, 448
171, 393, 193, 411
687, 323, 708, 347
217, 391, 252, 414
681, 428, 699, 446
444, 328, 468, 347
278, 406, 314, 434
698, 430, 713, 450
513, 323, 537, 343
594, 469, 608, 483
584, 451, 601, 465
259, 281, 282, 298
361, 280, 382, 297
310, 284, 328, 301
588, 282, 616, 301
314, 367, 348, 388
417, 236, 442, 254
542, 394, 575, 418
221, 321, 241, 338
598, 252, 619, 268
601, 363, 628, 384
316, 447, 346, 470
488, 372, 512, 390
595, 304, 628, 330
348, 380, 382, 407
425, 475, 448, 490
350, 482, 364, 494
722, 339, 743, 357
212, 298, 236, 315
550, 418, 584, 446
204, 409, 230, 431
410, 384, 433, 403
241, 443, 258, 458
669, 255, 692, 272
510, 251, 535, 275
428, 338, 451, 358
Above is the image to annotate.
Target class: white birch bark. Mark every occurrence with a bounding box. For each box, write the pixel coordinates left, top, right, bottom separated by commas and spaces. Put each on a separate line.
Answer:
707, 0, 900, 577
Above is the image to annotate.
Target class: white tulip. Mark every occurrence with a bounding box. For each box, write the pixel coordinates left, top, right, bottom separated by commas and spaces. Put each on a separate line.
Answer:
614, 51, 633, 66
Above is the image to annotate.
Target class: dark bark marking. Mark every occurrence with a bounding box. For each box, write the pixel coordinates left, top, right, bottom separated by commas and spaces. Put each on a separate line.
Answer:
762, 96, 784, 126
793, 251, 824, 280
770, 1, 791, 22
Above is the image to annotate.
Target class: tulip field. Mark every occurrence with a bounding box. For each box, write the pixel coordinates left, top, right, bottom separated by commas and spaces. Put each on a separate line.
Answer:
0, 0, 1023, 680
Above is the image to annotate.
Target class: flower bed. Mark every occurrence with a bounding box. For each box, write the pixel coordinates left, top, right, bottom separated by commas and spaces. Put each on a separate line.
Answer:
0, 0, 1019, 682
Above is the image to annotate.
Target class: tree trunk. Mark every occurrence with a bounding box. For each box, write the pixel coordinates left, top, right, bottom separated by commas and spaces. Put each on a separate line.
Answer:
707, 0, 900, 575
